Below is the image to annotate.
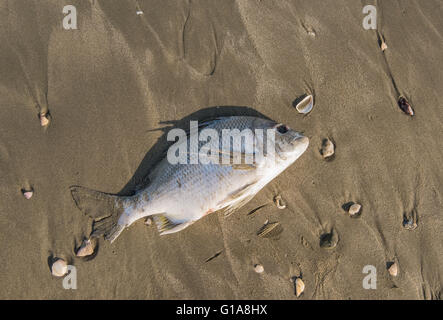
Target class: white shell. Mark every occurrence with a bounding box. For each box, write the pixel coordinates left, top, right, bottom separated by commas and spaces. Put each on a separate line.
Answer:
321, 138, 335, 158
388, 263, 398, 277
295, 278, 305, 297
295, 95, 314, 114
51, 259, 68, 277
40, 113, 49, 127
23, 190, 33, 199
254, 264, 264, 273
145, 217, 153, 226
76, 239, 94, 257
349, 203, 361, 216
136, 10, 143, 15
273, 195, 286, 209
381, 41, 387, 51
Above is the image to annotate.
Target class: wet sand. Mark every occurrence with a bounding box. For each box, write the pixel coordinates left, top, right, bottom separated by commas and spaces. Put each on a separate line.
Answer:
0, 0, 442, 299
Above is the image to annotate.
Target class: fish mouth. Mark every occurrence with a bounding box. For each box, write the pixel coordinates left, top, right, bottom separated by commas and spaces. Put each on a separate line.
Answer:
293, 135, 309, 145
291, 135, 309, 153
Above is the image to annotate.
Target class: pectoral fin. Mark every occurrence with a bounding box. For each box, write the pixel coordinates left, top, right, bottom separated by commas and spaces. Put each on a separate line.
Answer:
153, 214, 194, 235
218, 180, 260, 217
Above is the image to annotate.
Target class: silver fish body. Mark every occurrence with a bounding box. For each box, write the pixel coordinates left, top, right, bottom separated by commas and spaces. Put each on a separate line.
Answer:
71, 116, 309, 242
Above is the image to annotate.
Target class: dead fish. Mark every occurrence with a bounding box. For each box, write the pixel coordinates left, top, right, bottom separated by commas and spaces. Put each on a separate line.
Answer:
71, 116, 309, 243
398, 97, 414, 116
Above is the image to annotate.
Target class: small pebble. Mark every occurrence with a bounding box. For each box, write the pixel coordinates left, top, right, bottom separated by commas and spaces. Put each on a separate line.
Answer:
388, 262, 398, 277
51, 258, 68, 277
321, 138, 335, 158
254, 264, 264, 273
273, 195, 286, 209
136, 10, 143, 15
348, 203, 361, 216
76, 239, 94, 257
381, 41, 388, 51
145, 217, 153, 226
22, 190, 33, 199
295, 278, 305, 297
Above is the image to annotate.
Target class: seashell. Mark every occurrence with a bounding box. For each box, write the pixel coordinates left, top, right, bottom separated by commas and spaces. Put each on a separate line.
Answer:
273, 195, 286, 209
295, 278, 305, 297
321, 138, 335, 158
294, 94, 314, 114
22, 189, 33, 199
320, 229, 339, 249
51, 258, 68, 277
388, 262, 398, 277
39, 112, 50, 127
257, 221, 283, 239
145, 217, 153, 226
76, 239, 94, 257
254, 264, 264, 273
348, 203, 362, 216
398, 97, 414, 116
403, 217, 417, 230
136, 10, 143, 15
380, 41, 388, 51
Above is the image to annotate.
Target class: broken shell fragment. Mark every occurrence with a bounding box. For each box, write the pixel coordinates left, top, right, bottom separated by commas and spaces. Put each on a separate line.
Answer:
22, 189, 33, 199
398, 97, 414, 116
321, 138, 335, 158
295, 278, 305, 297
320, 229, 339, 249
380, 41, 388, 51
403, 217, 417, 230
273, 195, 286, 209
51, 258, 68, 277
295, 94, 314, 114
254, 264, 264, 273
257, 221, 283, 239
76, 239, 94, 257
39, 112, 50, 127
388, 262, 398, 277
348, 203, 362, 216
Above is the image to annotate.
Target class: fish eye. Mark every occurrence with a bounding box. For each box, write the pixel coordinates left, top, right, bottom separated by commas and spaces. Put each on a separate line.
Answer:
276, 124, 288, 134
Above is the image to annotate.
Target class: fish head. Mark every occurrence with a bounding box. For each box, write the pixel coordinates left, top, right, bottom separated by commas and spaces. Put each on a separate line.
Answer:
251, 118, 309, 162
272, 123, 309, 162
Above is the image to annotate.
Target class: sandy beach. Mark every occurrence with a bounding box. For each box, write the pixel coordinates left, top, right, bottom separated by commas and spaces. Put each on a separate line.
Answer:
0, 0, 442, 299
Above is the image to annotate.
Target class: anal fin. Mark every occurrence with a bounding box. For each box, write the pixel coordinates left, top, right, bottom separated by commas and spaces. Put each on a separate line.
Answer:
153, 214, 194, 235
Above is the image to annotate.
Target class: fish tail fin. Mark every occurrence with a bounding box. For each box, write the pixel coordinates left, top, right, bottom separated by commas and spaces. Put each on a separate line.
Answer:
70, 186, 126, 243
